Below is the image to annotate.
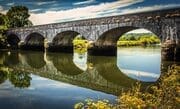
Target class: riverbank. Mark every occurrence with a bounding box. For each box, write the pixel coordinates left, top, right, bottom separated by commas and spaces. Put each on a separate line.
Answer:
117, 33, 160, 47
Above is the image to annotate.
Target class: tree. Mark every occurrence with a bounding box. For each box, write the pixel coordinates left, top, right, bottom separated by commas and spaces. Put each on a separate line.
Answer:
0, 13, 9, 48
6, 6, 33, 28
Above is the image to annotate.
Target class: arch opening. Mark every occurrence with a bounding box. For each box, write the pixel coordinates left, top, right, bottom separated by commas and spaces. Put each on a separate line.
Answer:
89, 26, 137, 56
22, 32, 45, 51
116, 28, 161, 82
48, 31, 84, 53
7, 34, 20, 49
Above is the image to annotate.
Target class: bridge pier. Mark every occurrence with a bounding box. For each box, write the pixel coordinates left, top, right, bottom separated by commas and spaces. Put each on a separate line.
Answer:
161, 40, 180, 61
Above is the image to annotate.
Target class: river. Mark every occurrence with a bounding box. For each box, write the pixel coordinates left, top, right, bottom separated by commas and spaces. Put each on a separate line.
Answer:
0, 46, 176, 109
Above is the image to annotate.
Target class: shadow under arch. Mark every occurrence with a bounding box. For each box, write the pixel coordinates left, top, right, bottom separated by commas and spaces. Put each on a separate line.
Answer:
20, 51, 46, 69
47, 52, 83, 76
7, 33, 20, 49
89, 26, 138, 56
21, 32, 45, 51
48, 30, 85, 53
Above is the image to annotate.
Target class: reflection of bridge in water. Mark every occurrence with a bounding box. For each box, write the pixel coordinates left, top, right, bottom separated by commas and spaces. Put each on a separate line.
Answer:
1, 50, 159, 95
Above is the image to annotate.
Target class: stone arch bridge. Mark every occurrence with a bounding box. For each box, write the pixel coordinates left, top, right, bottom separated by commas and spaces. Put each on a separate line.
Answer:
6, 8, 180, 61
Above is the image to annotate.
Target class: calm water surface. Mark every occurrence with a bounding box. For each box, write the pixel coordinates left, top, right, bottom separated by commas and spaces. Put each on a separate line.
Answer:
0, 47, 175, 109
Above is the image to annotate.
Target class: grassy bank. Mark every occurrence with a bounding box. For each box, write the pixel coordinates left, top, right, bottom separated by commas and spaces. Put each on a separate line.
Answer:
117, 33, 160, 47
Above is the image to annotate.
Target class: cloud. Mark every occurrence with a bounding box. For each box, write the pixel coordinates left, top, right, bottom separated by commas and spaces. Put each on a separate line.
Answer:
29, 0, 180, 26
119, 4, 180, 15
30, 8, 42, 13
36, 1, 56, 6
73, 0, 95, 5
0, 5, 2, 10
6, 2, 15, 6
0, 5, 7, 14
29, 0, 144, 25
22, 1, 56, 6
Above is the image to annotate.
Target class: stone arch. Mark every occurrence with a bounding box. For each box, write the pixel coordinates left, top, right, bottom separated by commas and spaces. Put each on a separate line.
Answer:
89, 26, 137, 55
90, 26, 161, 56
22, 32, 45, 50
119, 28, 161, 42
48, 30, 85, 52
95, 26, 138, 47
7, 33, 20, 49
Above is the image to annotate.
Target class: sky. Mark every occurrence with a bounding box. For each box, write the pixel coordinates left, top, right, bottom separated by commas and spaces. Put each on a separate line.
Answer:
0, 0, 180, 26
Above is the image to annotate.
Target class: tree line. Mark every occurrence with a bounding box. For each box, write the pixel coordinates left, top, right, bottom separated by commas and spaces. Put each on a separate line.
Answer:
0, 6, 32, 49
117, 33, 161, 46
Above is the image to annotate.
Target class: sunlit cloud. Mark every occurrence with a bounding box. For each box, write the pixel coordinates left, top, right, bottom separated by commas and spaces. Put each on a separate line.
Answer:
29, 0, 144, 25
73, 0, 95, 5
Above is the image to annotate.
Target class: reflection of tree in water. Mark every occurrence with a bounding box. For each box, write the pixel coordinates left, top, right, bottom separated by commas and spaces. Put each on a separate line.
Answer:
0, 52, 6, 65
9, 70, 31, 88
47, 53, 83, 76
0, 66, 31, 88
0, 66, 8, 84
22, 51, 46, 69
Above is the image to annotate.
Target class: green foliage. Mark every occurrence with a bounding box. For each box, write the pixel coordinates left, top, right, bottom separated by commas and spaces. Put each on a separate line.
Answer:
73, 36, 88, 53
0, 66, 32, 88
7, 6, 33, 28
74, 65, 180, 109
74, 99, 113, 109
0, 6, 33, 48
9, 70, 31, 88
119, 65, 180, 109
0, 13, 9, 48
0, 67, 8, 84
118, 33, 160, 47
